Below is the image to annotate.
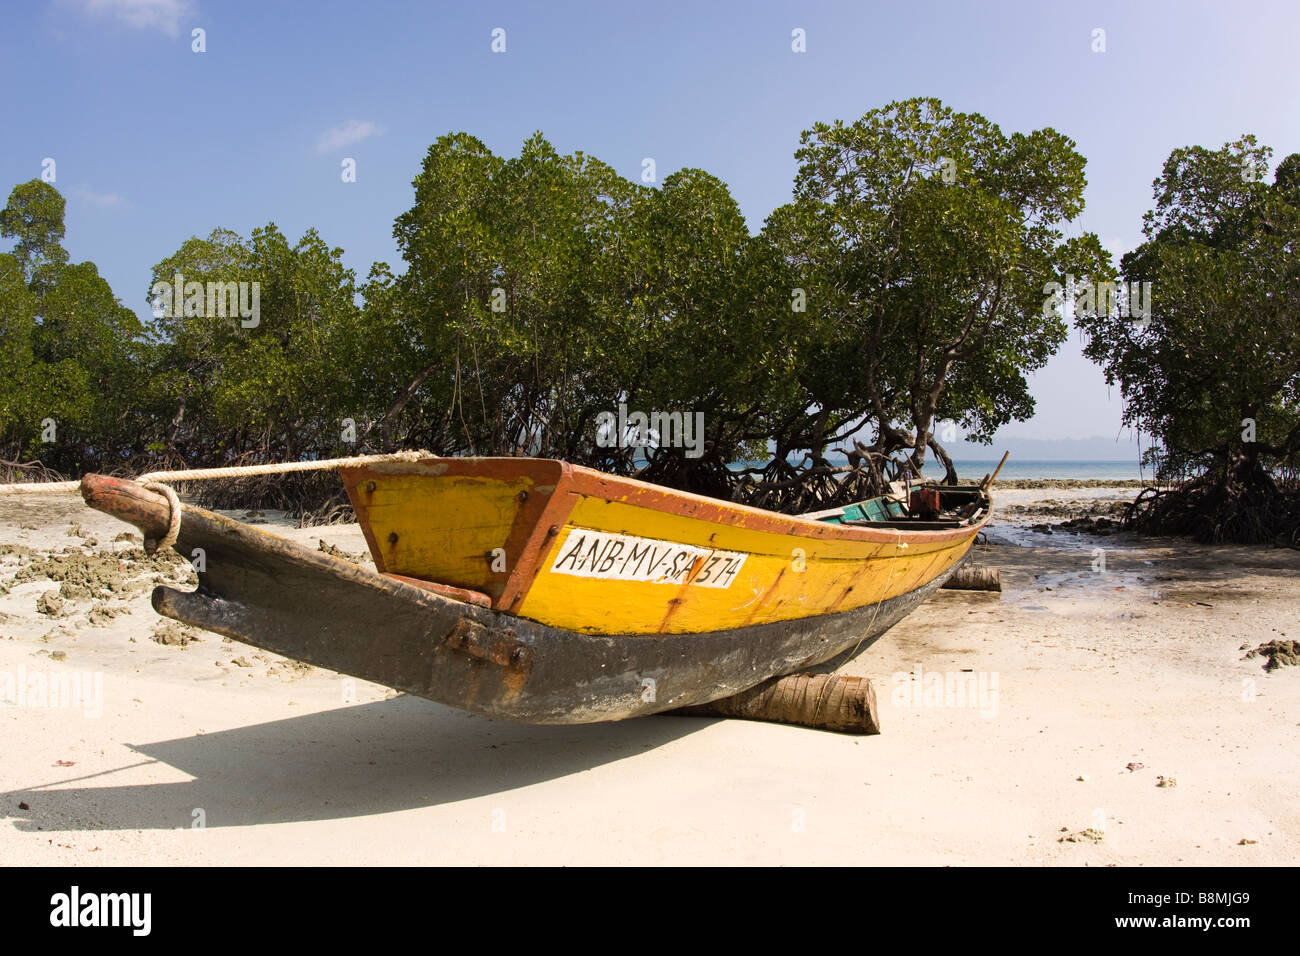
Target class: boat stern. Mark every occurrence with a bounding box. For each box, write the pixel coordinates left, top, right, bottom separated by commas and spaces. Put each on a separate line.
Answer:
340, 457, 567, 605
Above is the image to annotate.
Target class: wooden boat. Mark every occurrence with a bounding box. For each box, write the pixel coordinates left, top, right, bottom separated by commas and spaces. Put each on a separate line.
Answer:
80, 457, 992, 724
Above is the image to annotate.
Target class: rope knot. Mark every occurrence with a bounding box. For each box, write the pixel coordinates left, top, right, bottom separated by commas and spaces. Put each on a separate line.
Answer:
143, 482, 182, 553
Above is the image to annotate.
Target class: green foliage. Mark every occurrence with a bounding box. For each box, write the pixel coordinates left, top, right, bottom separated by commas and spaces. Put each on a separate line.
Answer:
145, 224, 365, 464
0, 180, 69, 282
381, 132, 809, 495
770, 98, 1107, 479
1076, 136, 1300, 481
0, 181, 143, 472
2, 107, 1104, 507
0, 252, 37, 425
384, 132, 641, 460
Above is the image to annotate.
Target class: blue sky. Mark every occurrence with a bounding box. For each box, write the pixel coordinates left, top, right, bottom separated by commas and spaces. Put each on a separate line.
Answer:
3, 0, 1297, 452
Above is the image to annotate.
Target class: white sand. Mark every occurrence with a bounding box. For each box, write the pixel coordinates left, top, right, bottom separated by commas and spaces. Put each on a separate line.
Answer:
1, 488, 1296, 865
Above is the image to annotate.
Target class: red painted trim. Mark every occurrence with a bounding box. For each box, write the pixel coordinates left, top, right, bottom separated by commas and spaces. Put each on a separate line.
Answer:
382, 573, 493, 608
498, 462, 579, 612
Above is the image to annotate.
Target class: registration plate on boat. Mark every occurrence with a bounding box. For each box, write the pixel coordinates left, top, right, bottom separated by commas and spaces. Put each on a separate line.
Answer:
550, 529, 747, 588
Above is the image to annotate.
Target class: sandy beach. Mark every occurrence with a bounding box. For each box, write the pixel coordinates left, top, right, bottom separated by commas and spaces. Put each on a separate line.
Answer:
1, 486, 1296, 866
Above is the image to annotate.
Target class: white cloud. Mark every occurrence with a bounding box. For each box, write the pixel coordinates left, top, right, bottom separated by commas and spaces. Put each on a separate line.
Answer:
67, 0, 197, 38
70, 184, 130, 209
316, 119, 385, 155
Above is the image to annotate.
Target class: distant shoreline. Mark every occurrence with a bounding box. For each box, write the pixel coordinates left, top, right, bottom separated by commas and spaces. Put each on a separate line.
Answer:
978, 477, 1147, 490
734, 456, 1147, 483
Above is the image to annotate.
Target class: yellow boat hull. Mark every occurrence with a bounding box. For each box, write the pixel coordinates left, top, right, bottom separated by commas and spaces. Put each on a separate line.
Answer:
342, 458, 988, 636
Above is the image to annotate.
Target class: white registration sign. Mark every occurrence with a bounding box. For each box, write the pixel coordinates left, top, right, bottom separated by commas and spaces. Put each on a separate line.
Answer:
549, 529, 747, 589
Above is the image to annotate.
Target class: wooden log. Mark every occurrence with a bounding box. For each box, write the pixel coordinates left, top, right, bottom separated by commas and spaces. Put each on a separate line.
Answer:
80, 474, 173, 546
981, 450, 1011, 490
941, 566, 1001, 592
668, 672, 880, 735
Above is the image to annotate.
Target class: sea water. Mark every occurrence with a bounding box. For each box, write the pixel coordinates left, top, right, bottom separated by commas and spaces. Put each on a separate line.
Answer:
929, 459, 1143, 481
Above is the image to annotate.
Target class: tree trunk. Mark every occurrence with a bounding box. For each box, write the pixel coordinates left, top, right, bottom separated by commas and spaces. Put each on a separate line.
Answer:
927, 433, 959, 484
668, 672, 881, 734
942, 566, 1001, 591
381, 359, 441, 452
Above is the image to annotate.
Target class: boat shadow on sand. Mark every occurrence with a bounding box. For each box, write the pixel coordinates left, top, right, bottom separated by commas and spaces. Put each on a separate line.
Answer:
3, 696, 709, 832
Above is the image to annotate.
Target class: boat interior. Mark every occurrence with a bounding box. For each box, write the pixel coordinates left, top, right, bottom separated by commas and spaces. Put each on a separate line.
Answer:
806, 482, 990, 530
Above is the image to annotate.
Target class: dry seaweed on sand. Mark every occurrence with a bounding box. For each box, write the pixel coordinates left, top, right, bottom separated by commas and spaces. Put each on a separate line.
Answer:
1243, 639, 1300, 672
316, 539, 368, 564
151, 621, 201, 647
35, 590, 65, 617
12, 546, 192, 602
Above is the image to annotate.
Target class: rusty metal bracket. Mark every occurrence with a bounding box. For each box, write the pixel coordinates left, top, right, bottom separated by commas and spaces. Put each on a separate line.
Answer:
441, 619, 534, 674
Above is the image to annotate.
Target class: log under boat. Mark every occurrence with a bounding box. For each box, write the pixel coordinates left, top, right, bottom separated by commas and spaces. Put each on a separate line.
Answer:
80, 457, 992, 724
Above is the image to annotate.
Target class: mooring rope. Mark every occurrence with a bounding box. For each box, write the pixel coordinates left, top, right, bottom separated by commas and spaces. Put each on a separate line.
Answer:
0, 479, 81, 495
132, 450, 429, 485
143, 481, 183, 550
0, 449, 434, 551
0, 450, 431, 497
